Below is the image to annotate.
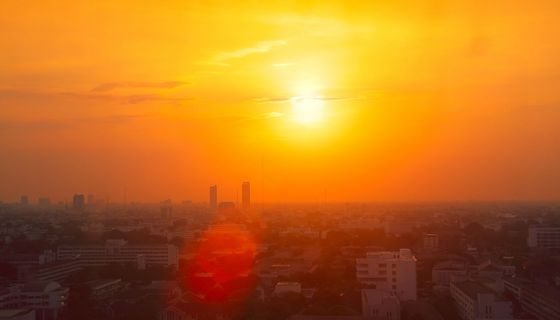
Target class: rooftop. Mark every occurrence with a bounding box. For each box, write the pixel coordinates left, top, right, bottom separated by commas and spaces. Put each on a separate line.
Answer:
452, 281, 495, 300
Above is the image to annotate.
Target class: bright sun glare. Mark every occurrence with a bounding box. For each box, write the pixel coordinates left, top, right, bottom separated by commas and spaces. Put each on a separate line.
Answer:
291, 96, 325, 125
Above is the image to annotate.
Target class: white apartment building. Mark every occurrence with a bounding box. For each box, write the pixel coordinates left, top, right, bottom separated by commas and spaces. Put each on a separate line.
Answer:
503, 277, 560, 320
0, 281, 68, 320
450, 281, 512, 320
361, 289, 401, 320
527, 225, 560, 249
57, 239, 178, 268
356, 249, 417, 301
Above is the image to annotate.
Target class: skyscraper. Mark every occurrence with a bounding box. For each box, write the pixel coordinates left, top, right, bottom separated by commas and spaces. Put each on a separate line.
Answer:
242, 181, 250, 209
209, 185, 217, 209
20, 195, 29, 205
73, 194, 85, 210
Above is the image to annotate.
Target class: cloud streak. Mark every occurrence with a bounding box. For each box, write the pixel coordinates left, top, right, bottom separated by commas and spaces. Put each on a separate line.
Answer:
212, 40, 287, 64
91, 81, 188, 92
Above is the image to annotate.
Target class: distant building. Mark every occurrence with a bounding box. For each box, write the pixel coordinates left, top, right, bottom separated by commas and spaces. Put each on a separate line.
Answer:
356, 249, 417, 301
242, 181, 250, 209
0, 309, 35, 320
450, 281, 512, 320
72, 194, 85, 210
160, 204, 172, 219
30, 259, 83, 283
218, 201, 235, 213
87, 194, 94, 205
273, 282, 302, 296
0, 281, 69, 320
57, 239, 178, 267
503, 277, 560, 320
432, 261, 467, 286
37, 198, 50, 206
209, 185, 217, 209
86, 279, 123, 301
423, 233, 439, 252
527, 225, 560, 249
361, 289, 401, 320
19, 196, 29, 206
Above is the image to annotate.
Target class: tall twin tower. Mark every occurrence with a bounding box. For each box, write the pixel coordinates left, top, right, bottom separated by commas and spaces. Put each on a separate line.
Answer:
209, 182, 250, 210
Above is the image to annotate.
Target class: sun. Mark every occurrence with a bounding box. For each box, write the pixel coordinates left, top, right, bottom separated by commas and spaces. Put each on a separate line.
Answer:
290, 96, 325, 125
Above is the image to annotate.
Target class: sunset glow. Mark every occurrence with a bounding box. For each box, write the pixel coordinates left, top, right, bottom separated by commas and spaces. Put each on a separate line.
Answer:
1, 1, 560, 203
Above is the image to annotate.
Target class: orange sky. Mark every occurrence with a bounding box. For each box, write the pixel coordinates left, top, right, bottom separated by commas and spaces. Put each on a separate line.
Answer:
1, 1, 560, 203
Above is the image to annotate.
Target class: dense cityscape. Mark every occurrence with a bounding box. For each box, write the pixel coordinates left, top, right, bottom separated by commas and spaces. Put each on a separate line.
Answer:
1, 184, 559, 320
3, 1, 560, 319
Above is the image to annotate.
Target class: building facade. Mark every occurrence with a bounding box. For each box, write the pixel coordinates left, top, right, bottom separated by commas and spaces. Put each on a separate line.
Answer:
527, 225, 560, 249
356, 249, 417, 301
241, 182, 250, 210
450, 281, 512, 320
209, 185, 217, 209
57, 239, 178, 268
0, 281, 68, 320
503, 277, 560, 320
361, 289, 401, 320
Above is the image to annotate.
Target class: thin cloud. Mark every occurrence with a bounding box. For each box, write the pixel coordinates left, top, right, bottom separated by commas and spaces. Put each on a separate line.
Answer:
91, 81, 188, 92
213, 40, 287, 63
251, 96, 358, 104
61, 92, 192, 105
0, 114, 146, 131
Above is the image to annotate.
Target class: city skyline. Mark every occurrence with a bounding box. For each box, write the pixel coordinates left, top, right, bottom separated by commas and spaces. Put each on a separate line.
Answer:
2, 1, 560, 203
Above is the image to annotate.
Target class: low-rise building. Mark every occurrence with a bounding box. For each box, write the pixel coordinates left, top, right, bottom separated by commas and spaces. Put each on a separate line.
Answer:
0, 310, 35, 320
274, 282, 302, 296
0, 281, 68, 320
503, 277, 560, 320
450, 281, 512, 320
432, 261, 467, 286
57, 239, 178, 267
527, 225, 560, 249
361, 289, 400, 320
356, 249, 417, 301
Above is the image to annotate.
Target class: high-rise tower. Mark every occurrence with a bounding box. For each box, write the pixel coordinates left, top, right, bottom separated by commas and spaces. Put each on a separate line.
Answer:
209, 185, 217, 209
242, 181, 250, 209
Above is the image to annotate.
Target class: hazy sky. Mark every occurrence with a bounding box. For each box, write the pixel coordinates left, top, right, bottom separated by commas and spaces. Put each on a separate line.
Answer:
1, 1, 560, 203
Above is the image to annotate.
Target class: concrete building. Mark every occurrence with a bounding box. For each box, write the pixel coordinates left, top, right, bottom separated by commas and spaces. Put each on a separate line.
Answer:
361, 289, 401, 320
37, 198, 50, 207
527, 225, 560, 249
422, 233, 439, 252
241, 181, 250, 210
273, 282, 302, 296
86, 279, 123, 301
19, 196, 29, 206
33, 259, 83, 282
432, 261, 467, 286
209, 185, 217, 209
72, 194, 85, 210
450, 281, 512, 320
503, 277, 560, 320
356, 249, 417, 301
0, 281, 68, 320
57, 239, 178, 267
0, 310, 35, 320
